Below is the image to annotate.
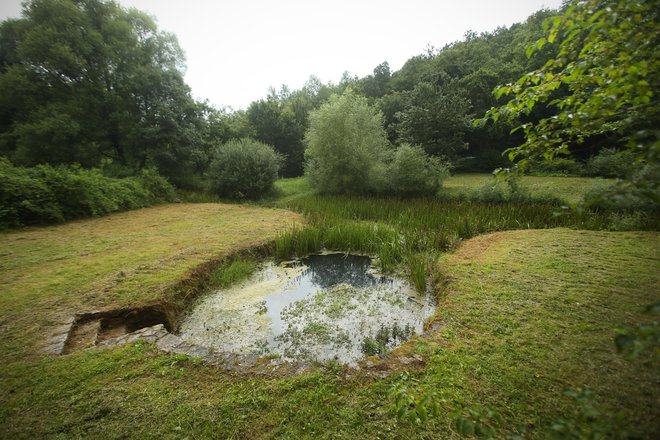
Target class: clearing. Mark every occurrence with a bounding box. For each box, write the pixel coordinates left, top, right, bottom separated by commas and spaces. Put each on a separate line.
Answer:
0, 198, 657, 438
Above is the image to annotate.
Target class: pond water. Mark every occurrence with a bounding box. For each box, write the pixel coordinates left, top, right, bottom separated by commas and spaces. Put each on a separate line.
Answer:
178, 253, 436, 364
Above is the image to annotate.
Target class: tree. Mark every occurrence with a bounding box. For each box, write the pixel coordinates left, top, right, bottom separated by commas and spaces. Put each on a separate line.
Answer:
479, 0, 659, 185
359, 61, 392, 99
247, 97, 305, 177
304, 90, 391, 195
395, 81, 471, 158
0, 0, 207, 187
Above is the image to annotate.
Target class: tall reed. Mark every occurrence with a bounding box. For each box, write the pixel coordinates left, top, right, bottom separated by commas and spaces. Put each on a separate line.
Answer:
273, 194, 657, 292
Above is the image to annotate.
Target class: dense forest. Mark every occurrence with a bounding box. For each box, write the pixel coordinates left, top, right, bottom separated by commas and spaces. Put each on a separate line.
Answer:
0, 0, 657, 200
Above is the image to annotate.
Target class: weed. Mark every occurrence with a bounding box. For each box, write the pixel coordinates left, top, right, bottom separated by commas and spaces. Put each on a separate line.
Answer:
361, 323, 415, 356
405, 253, 428, 292
388, 371, 443, 425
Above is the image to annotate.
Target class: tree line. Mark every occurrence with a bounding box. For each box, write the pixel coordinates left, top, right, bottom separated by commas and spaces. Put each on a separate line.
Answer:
0, 0, 656, 199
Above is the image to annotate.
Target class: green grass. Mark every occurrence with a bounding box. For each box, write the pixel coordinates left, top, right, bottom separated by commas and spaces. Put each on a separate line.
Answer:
443, 173, 615, 205
0, 229, 657, 438
1, 175, 658, 438
275, 174, 616, 206
0, 203, 301, 362
208, 258, 258, 289
272, 194, 656, 290
430, 229, 659, 436
272, 177, 313, 203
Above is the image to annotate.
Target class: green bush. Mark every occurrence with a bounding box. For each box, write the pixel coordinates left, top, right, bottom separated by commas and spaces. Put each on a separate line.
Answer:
586, 148, 635, 178
584, 183, 659, 213
0, 158, 176, 229
207, 138, 283, 200
135, 168, 177, 202
304, 91, 392, 195
0, 158, 64, 227
467, 176, 563, 205
527, 157, 584, 176
388, 144, 449, 197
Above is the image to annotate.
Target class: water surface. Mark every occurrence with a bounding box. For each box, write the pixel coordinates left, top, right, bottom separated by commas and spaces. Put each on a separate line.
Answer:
178, 253, 435, 364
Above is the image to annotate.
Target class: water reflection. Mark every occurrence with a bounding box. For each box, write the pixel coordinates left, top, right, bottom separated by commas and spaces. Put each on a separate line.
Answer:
297, 253, 387, 289
266, 254, 399, 337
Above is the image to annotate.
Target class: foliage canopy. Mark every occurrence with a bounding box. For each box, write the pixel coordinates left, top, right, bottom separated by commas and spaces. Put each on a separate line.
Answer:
0, 0, 208, 186
304, 91, 391, 195
479, 0, 659, 180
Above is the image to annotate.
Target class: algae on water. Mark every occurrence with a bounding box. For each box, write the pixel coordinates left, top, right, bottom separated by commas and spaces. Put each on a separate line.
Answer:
178, 254, 435, 364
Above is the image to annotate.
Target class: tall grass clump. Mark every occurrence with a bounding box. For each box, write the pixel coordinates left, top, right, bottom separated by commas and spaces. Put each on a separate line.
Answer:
274, 226, 322, 260
275, 194, 643, 255
272, 175, 658, 292
209, 259, 258, 289
405, 253, 429, 292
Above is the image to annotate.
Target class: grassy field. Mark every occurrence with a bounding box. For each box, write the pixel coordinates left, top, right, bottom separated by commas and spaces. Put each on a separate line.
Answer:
0, 177, 658, 438
0, 228, 657, 438
275, 174, 615, 206
442, 173, 614, 205
0, 203, 301, 363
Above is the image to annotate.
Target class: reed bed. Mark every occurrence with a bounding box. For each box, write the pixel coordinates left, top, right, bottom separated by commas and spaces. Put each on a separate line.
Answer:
274, 195, 657, 289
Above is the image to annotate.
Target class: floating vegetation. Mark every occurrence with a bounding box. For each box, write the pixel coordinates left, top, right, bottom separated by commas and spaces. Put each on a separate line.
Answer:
178, 253, 435, 364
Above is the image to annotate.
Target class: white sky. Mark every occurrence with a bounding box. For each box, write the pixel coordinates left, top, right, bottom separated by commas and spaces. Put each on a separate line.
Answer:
0, 0, 563, 110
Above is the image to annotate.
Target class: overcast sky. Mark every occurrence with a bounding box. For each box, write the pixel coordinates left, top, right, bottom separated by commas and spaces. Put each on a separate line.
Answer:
0, 0, 563, 110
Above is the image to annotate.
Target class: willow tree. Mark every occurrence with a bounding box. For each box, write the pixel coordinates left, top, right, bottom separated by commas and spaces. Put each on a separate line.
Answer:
304, 90, 391, 195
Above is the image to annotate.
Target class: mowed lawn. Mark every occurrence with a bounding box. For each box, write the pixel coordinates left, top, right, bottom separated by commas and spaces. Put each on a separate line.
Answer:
0, 219, 657, 438
0, 203, 302, 362
443, 173, 614, 204
275, 174, 615, 205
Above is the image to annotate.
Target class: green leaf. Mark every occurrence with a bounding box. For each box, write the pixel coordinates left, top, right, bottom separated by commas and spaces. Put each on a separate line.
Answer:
526, 44, 535, 59
536, 37, 547, 51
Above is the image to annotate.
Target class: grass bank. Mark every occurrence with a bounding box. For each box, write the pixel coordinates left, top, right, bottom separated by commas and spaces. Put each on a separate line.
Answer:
0, 229, 657, 438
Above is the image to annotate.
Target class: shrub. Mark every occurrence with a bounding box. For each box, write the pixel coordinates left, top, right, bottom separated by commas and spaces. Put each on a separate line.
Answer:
207, 138, 283, 200
388, 144, 449, 197
304, 91, 392, 195
471, 181, 507, 203
0, 158, 63, 227
527, 157, 584, 176
584, 181, 659, 213
0, 158, 175, 229
468, 176, 563, 205
586, 148, 635, 178
135, 168, 177, 202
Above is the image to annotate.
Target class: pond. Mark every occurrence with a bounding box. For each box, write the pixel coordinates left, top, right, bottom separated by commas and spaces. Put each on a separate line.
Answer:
178, 253, 436, 364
